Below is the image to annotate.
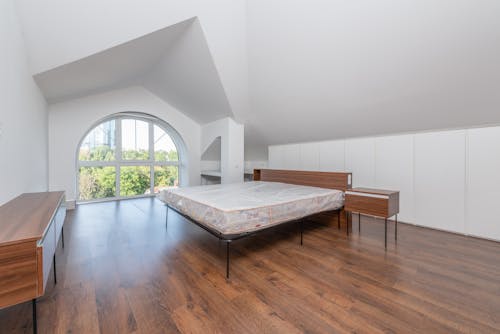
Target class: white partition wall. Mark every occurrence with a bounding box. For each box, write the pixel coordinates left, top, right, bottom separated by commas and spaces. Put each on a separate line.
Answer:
299, 142, 320, 171
467, 127, 500, 241
345, 138, 376, 188
268, 145, 285, 169
283, 144, 300, 170
319, 140, 345, 172
268, 126, 500, 241
375, 135, 415, 223
414, 131, 466, 233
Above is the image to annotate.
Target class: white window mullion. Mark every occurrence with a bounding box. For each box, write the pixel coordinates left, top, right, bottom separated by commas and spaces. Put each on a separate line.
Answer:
116, 118, 122, 197
149, 121, 155, 194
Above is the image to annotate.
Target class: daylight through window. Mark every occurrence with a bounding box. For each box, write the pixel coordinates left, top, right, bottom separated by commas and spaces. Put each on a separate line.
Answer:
78, 115, 180, 201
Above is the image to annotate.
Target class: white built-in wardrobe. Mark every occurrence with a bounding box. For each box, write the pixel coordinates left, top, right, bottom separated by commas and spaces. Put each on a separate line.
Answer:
269, 126, 500, 242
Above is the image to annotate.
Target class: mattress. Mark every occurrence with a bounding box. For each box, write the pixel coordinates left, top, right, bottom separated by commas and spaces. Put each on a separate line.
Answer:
157, 181, 344, 238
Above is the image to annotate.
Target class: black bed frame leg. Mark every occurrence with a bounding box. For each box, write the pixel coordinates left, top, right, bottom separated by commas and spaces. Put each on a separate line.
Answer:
32, 299, 37, 334
297, 221, 304, 246
226, 241, 230, 279
61, 226, 65, 249
53, 254, 57, 285
395, 214, 398, 241
358, 212, 361, 233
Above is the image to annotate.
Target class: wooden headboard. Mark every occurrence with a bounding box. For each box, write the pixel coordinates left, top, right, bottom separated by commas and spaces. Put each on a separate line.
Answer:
253, 169, 352, 192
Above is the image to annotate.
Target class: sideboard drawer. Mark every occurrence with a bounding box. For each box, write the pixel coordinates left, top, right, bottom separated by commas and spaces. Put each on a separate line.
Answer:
55, 200, 66, 244
0, 241, 38, 308
37, 220, 56, 294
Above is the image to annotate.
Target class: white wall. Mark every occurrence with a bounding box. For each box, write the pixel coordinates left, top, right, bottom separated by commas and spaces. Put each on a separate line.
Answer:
269, 126, 500, 241
0, 0, 48, 205
201, 117, 244, 184
244, 160, 268, 174
48, 86, 201, 203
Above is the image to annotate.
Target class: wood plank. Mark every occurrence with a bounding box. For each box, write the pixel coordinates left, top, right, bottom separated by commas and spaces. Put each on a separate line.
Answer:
0, 192, 64, 245
0, 241, 38, 308
255, 169, 352, 191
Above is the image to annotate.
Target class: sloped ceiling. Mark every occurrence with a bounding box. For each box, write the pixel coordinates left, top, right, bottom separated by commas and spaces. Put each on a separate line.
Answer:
19, 0, 500, 160
245, 0, 500, 150
33, 18, 233, 123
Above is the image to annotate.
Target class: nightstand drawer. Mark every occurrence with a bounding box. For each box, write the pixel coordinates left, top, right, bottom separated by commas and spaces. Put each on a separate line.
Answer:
345, 191, 399, 218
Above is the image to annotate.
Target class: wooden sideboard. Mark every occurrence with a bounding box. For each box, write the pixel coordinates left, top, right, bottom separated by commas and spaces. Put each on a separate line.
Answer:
0, 191, 66, 333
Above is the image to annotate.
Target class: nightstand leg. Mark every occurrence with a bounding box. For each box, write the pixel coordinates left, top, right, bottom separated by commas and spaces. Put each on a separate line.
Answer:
53, 254, 57, 285
358, 213, 361, 233
384, 218, 387, 249
395, 214, 398, 241
32, 299, 37, 334
226, 241, 230, 279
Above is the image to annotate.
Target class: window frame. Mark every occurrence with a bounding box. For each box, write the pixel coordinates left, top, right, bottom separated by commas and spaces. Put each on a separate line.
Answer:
77, 113, 182, 203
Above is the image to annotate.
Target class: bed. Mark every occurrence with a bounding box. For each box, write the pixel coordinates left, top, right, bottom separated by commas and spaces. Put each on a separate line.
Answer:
158, 169, 352, 278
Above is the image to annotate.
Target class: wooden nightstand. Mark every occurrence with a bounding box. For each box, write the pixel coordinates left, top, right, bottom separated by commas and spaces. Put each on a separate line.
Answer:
344, 188, 399, 248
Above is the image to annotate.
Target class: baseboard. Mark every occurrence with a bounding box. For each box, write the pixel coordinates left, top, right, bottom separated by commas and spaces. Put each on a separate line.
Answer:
66, 200, 76, 210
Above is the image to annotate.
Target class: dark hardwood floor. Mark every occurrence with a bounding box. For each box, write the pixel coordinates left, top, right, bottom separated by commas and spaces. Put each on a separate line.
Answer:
1, 198, 499, 333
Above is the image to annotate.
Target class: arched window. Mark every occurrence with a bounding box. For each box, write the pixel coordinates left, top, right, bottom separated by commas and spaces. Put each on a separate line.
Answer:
77, 113, 185, 202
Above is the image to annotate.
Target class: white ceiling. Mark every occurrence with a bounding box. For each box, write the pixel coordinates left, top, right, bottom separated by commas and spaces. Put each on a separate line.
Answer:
245, 0, 500, 149
33, 17, 233, 123
17, 0, 500, 159
34, 19, 191, 103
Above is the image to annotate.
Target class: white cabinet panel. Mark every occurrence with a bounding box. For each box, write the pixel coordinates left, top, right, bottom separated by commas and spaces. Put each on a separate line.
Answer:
268, 145, 285, 169
345, 138, 375, 188
375, 135, 414, 223
319, 140, 345, 172
467, 127, 500, 241
299, 143, 320, 171
414, 130, 466, 233
283, 144, 300, 170
40, 220, 56, 290
55, 202, 66, 244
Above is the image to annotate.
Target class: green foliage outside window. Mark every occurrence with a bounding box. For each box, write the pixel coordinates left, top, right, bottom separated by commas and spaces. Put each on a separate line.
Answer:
120, 166, 150, 196
79, 145, 115, 161
122, 149, 149, 160
79, 166, 116, 200
155, 149, 178, 161
154, 166, 179, 190
78, 146, 179, 200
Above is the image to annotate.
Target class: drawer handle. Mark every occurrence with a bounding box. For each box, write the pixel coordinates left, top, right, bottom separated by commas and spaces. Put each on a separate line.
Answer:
345, 191, 389, 199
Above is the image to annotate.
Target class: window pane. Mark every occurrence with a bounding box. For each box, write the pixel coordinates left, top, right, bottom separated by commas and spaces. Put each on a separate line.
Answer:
78, 167, 116, 200
122, 119, 149, 160
154, 125, 178, 161
120, 166, 151, 196
79, 120, 116, 161
154, 166, 179, 193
